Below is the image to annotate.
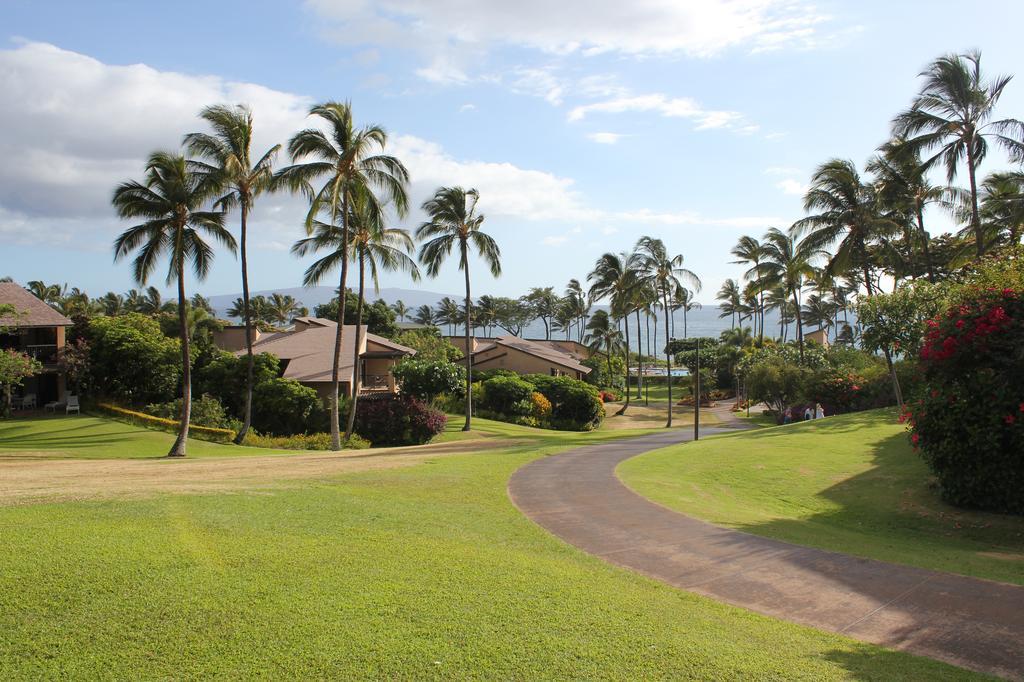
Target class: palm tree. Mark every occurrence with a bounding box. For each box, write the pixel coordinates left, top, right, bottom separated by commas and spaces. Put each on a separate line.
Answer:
277, 101, 409, 450
716, 278, 742, 328
796, 159, 894, 296
435, 297, 461, 335
893, 51, 1024, 257
764, 285, 792, 341
184, 104, 279, 443
266, 293, 301, 325
730, 235, 768, 342
417, 187, 501, 431
475, 295, 499, 336
413, 304, 435, 326
588, 252, 638, 415
99, 292, 126, 316
136, 286, 166, 315
392, 299, 409, 322
802, 293, 837, 342
584, 309, 623, 385
565, 278, 589, 342
525, 286, 558, 340
673, 286, 701, 339
112, 151, 234, 457
761, 226, 817, 362
190, 293, 215, 315
26, 281, 65, 306
978, 171, 1024, 248
635, 237, 700, 427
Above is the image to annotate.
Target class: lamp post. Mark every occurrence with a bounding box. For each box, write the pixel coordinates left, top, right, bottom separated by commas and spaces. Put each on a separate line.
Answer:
694, 336, 700, 441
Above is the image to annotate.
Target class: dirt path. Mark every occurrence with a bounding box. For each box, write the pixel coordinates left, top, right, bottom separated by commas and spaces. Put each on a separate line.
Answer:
508, 408, 1024, 679
0, 438, 517, 506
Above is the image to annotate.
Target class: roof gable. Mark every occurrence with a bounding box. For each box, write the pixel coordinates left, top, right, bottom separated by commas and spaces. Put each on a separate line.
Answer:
0, 283, 73, 328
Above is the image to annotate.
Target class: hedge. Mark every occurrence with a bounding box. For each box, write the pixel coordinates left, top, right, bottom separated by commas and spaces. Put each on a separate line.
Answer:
96, 403, 235, 444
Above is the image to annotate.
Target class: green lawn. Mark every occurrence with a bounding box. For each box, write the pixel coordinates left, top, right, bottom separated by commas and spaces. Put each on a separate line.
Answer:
0, 418, 976, 678
0, 414, 294, 459
619, 409, 1024, 586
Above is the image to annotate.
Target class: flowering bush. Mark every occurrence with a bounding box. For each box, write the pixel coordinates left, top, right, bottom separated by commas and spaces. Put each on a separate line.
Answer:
599, 390, 619, 403
530, 391, 552, 419
906, 287, 1024, 514
354, 395, 447, 446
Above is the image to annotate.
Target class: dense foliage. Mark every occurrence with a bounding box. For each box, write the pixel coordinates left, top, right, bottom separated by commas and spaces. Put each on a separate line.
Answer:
905, 287, 1024, 514
524, 374, 605, 431
252, 378, 328, 436
85, 314, 180, 405
0, 349, 41, 417
146, 394, 237, 431
314, 291, 399, 338
393, 328, 461, 362
479, 375, 536, 417
392, 358, 465, 403
353, 395, 447, 446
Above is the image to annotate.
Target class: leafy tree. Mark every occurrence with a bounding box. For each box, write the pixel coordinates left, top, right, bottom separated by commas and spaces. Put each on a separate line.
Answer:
85, 313, 181, 405
0, 349, 41, 417
394, 328, 460, 362
490, 296, 532, 336
112, 152, 235, 456
393, 358, 465, 403
893, 51, 1024, 257
185, 104, 280, 444
194, 350, 280, 419
744, 356, 811, 416
313, 291, 400, 337
252, 378, 327, 436
417, 186, 501, 431
277, 101, 409, 450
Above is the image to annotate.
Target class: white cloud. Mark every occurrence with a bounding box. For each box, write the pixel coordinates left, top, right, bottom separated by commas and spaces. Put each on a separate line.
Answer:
542, 236, 569, 246
508, 67, 565, 105
587, 132, 623, 144
459, 103, 477, 112
306, 0, 832, 59
776, 179, 808, 196
567, 93, 752, 133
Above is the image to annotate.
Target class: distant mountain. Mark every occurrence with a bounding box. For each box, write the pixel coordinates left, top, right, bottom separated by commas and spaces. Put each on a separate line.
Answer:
208, 286, 460, 320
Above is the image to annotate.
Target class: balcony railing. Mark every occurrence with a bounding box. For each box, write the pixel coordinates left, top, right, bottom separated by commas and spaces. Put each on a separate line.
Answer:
360, 374, 393, 393
24, 344, 59, 365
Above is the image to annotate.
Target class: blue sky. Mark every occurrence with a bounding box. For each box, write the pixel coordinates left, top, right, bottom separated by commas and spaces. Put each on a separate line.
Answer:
1, 0, 1023, 302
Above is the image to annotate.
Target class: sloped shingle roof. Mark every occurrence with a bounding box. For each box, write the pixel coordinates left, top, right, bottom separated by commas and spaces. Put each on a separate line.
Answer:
0, 283, 73, 328
474, 335, 591, 374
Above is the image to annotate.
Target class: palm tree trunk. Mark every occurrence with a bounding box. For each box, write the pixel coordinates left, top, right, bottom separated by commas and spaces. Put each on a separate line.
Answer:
792, 288, 804, 363
617, 313, 630, 416
683, 306, 688, 338
329, 198, 349, 451
169, 251, 191, 458
915, 206, 936, 283
663, 289, 673, 428
344, 248, 366, 442
966, 138, 984, 257
235, 201, 254, 444
645, 311, 651, 406
758, 287, 765, 344
462, 242, 473, 431
635, 308, 643, 400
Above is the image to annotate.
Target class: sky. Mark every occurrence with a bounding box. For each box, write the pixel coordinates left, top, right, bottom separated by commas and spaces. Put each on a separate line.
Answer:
1, 0, 1023, 303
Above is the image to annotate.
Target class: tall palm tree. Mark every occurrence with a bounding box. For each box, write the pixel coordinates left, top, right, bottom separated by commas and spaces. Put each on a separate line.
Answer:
588, 251, 638, 415
525, 286, 558, 339
565, 278, 589, 343
584, 309, 623, 385
185, 104, 280, 443
716, 278, 742, 328
893, 51, 1024, 257
796, 159, 894, 296
295, 186, 420, 441
635, 237, 700, 427
730, 235, 768, 342
978, 171, 1024, 248
673, 286, 701, 338
112, 151, 234, 457
392, 299, 409, 322
475, 295, 499, 336
413, 304, 435, 326
761, 226, 817, 362
417, 187, 500, 431
277, 101, 409, 450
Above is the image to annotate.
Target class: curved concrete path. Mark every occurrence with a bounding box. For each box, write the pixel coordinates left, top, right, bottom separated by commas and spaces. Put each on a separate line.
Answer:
508, 410, 1024, 679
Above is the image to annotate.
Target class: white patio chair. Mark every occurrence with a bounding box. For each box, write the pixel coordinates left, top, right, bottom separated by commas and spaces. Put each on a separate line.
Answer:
66, 395, 80, 414
21, 394, 37, 409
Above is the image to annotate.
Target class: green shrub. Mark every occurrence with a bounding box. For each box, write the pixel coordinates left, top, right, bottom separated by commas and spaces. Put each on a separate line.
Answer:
86, 314, 180, 405
394, 329, 461, 362
744, 357, 811, 417
393, 358, 465, 403
241, 431, 370, 450
354, 395, 447, 446
252, 378, 328, 436
480, 375, 536, 416
524, 374, 604, 431
906, 286, 1024, 514
194, 351, 280, 419
145, 394, 238, 430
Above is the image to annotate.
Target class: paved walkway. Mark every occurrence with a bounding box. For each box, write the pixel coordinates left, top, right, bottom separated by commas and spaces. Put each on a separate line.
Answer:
508, 409, 1024, 679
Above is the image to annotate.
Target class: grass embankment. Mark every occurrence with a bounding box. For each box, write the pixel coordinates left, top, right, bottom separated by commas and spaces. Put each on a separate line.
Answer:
0, 414, 975, 678
619, 409, 1024, 586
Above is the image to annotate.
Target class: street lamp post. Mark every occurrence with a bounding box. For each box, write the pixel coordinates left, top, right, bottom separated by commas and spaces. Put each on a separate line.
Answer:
694, 336, 700, 441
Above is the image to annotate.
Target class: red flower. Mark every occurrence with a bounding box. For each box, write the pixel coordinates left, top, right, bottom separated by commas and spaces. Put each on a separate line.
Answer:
911, 433, 920, 444
1019, 403, 1024, 413
1006, 415, 1017, 425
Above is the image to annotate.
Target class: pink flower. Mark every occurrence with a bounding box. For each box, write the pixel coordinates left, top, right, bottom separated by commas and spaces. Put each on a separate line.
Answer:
1005, 415, 1017, 425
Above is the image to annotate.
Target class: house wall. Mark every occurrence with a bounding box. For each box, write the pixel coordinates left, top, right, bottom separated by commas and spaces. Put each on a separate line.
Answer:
306, 380, 352, 404
444, 336, 479, 356
362, 357, 399, 392
472, 345, 585, 380
213, 327, 259, 352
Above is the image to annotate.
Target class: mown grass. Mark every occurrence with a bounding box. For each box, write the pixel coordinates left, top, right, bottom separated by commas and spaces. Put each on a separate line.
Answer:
619, 409, 1024, 586
0, 414, 297, 459
0, 427, 977, 679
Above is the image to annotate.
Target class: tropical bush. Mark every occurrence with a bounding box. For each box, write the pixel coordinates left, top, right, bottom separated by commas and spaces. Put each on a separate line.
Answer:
393, 358, 465, 403
529, 391, 552, 419
0, 349, 42, 418
744, 357, 811, 417
394, 329, 461, 362
524, 374, 605, 431
480, 375, 536, 415
145, 394, 238, 430
194, 350, 280, 418
905, 286, 1024, 514
86, 314, 180, 404
354, 395, 447, 446
251, 378, 328, 436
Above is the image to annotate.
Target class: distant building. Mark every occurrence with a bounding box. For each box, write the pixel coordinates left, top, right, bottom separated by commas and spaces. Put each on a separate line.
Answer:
445, 335, 592, 380
805, 328, 830, 348
0, 282, 73, 406
214, 317, 415, 401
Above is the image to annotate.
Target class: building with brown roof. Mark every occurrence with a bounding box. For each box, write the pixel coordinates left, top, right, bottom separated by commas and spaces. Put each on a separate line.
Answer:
0, 282, 74, 406
446, 335, 592, 380
214, 317, 416, 402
